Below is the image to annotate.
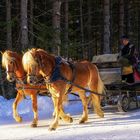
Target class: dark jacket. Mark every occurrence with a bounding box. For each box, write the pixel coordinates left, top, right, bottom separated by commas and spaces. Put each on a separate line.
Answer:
121, 42, 135, 64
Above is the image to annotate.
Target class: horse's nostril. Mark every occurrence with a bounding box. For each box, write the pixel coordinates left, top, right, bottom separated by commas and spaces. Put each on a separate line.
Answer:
9, 77, 13, 80
9, 77, 14, 82
29, 79, 33, 84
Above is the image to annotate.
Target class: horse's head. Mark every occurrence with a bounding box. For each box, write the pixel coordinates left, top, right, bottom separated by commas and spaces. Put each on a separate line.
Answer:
2, 51, 19, 82
22, 49, 43, 84
23, 48, 55, 85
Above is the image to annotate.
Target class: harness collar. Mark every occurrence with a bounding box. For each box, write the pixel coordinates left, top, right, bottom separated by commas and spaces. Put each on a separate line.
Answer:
49, 56, 65, 83
44, 56, 76, 94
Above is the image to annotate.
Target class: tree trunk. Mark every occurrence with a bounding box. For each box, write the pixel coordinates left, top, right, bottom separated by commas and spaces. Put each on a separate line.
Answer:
80, 0, 85, 59
87, 0, 93, 60
127, 1, 132, 37
21, 0, 28, 50
103, 0, 111, 54
6, 0, 12, 49
119, 0, 124, 37
124, 0, 131, 36
29, 0, 34, 48
64, 0, 69, 58
0, 67, 5, 98
138, 10, 140, 52
52, 0, 61, 55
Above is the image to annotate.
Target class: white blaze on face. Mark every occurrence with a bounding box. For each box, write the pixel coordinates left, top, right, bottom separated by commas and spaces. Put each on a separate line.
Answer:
5, 62, 9, 72
2, 53, 12, 72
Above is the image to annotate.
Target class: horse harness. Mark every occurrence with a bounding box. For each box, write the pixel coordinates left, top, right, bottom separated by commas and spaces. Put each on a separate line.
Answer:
44, 57, 107, 97
45, 56, 76, 94
15, 56, 106, 97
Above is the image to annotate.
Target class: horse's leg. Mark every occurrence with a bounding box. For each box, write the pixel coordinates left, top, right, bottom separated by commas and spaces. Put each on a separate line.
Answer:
13, 92, 23, 123
57, 93, 72, 122
87, 94, 93, 109
59, 105, 73, 123
49, 96, 60, 131
89, 82, 104, 118
93, 67, 104, 118
88, 68, 104, 118
91, 94, 104, 118
51, 102, 73, 123
30, 94, 38, 127
78, 91, 88, 123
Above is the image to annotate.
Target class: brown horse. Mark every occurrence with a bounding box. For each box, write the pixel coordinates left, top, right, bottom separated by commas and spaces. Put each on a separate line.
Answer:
2, 50, 49, 127
22, 48, 104, 131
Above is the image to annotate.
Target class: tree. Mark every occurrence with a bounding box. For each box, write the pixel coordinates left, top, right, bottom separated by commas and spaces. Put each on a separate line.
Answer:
6, 0, 12, 49
80, 0, 85, 59
103, 0, 111, 54
21, 0, 28, 50
29, 0, 34, 48
64, 0, 69, 58
87, 0, 93, 60
138, 9, 140, 52
119, 0, 124, 37
0, 65, 5, 98
52, 0, 61, 55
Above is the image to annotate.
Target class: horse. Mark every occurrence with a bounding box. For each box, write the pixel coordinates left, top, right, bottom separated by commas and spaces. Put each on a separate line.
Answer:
22, 48, 105, 131
1, 50, 49, 127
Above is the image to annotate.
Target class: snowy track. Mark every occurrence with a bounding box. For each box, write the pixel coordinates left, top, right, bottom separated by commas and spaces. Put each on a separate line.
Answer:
0, 108, 140, 140
0, 96, 140, 139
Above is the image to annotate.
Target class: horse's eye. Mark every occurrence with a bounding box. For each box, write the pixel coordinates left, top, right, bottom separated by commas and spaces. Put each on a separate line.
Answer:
35, 58, 38, 61
10, 61, 13, 64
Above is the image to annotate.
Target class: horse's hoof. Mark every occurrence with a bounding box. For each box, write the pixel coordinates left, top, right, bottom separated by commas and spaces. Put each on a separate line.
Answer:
31, 123, 37, 128
70, 117, 73, 123
79, 117, 88, 124
99, 114, 104, 118
79, 119, 85, 124
97, 112, 104, 118
48, 122, 58, 131
15, 116, 22, 123
48, 127, 56, 131
66, 114, 73, 123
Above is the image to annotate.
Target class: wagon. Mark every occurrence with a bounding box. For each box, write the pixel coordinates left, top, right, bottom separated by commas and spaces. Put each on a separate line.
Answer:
92, 54, 140, 112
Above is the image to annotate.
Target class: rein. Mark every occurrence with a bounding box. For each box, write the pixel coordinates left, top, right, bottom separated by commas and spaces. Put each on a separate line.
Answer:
43, 57, 107, 97
62, 77, 107, 97
25, 52, 107, 97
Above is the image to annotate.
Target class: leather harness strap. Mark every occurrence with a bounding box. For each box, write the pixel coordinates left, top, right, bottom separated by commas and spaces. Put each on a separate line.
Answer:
66, 61, 76, 94
48, 56, 76, 94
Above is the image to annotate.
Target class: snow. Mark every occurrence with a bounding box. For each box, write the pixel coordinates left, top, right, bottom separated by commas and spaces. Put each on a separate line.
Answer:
0, 95, 140, 140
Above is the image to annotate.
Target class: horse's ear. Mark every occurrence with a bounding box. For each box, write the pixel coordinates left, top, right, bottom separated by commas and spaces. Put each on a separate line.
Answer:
21, 50, 24, 55
0, 51, 3, 55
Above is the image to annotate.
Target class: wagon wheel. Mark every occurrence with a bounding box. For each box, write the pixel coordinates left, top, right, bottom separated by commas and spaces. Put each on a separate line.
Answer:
117, 95, 130, 112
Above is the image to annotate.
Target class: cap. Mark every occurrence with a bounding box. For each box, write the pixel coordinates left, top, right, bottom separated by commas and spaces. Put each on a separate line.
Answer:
120, 35, 129, 40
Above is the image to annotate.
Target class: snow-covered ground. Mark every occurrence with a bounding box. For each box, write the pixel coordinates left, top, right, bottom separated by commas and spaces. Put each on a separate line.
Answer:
0, 95, 140, 140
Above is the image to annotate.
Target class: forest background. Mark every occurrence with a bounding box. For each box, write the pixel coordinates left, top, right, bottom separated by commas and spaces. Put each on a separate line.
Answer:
0, 0, 140, 98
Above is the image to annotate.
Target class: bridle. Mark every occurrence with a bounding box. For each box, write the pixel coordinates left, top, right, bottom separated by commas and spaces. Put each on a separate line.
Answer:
5, 59, 17, 75
5, 57, 26, 80
24, 51, 107, 97
26, 51, 51, 80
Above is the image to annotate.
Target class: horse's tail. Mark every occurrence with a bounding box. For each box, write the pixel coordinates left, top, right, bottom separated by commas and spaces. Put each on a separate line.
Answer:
95, 65, 106, 97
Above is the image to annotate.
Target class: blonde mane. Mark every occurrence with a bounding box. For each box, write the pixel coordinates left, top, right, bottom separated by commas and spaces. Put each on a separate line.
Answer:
22, 48, 55, 73
22, 48, 40, 72
2, 51, 16, 68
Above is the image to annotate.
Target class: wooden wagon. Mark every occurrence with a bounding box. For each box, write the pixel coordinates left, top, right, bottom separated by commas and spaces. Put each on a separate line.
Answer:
92, 54, 140, 112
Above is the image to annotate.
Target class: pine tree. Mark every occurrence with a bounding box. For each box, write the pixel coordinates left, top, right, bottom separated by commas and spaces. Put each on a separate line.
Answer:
52, 0, 61, 55
21, 0, 28, 50
6, 0, 12, 49
103, 0, 111, 54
